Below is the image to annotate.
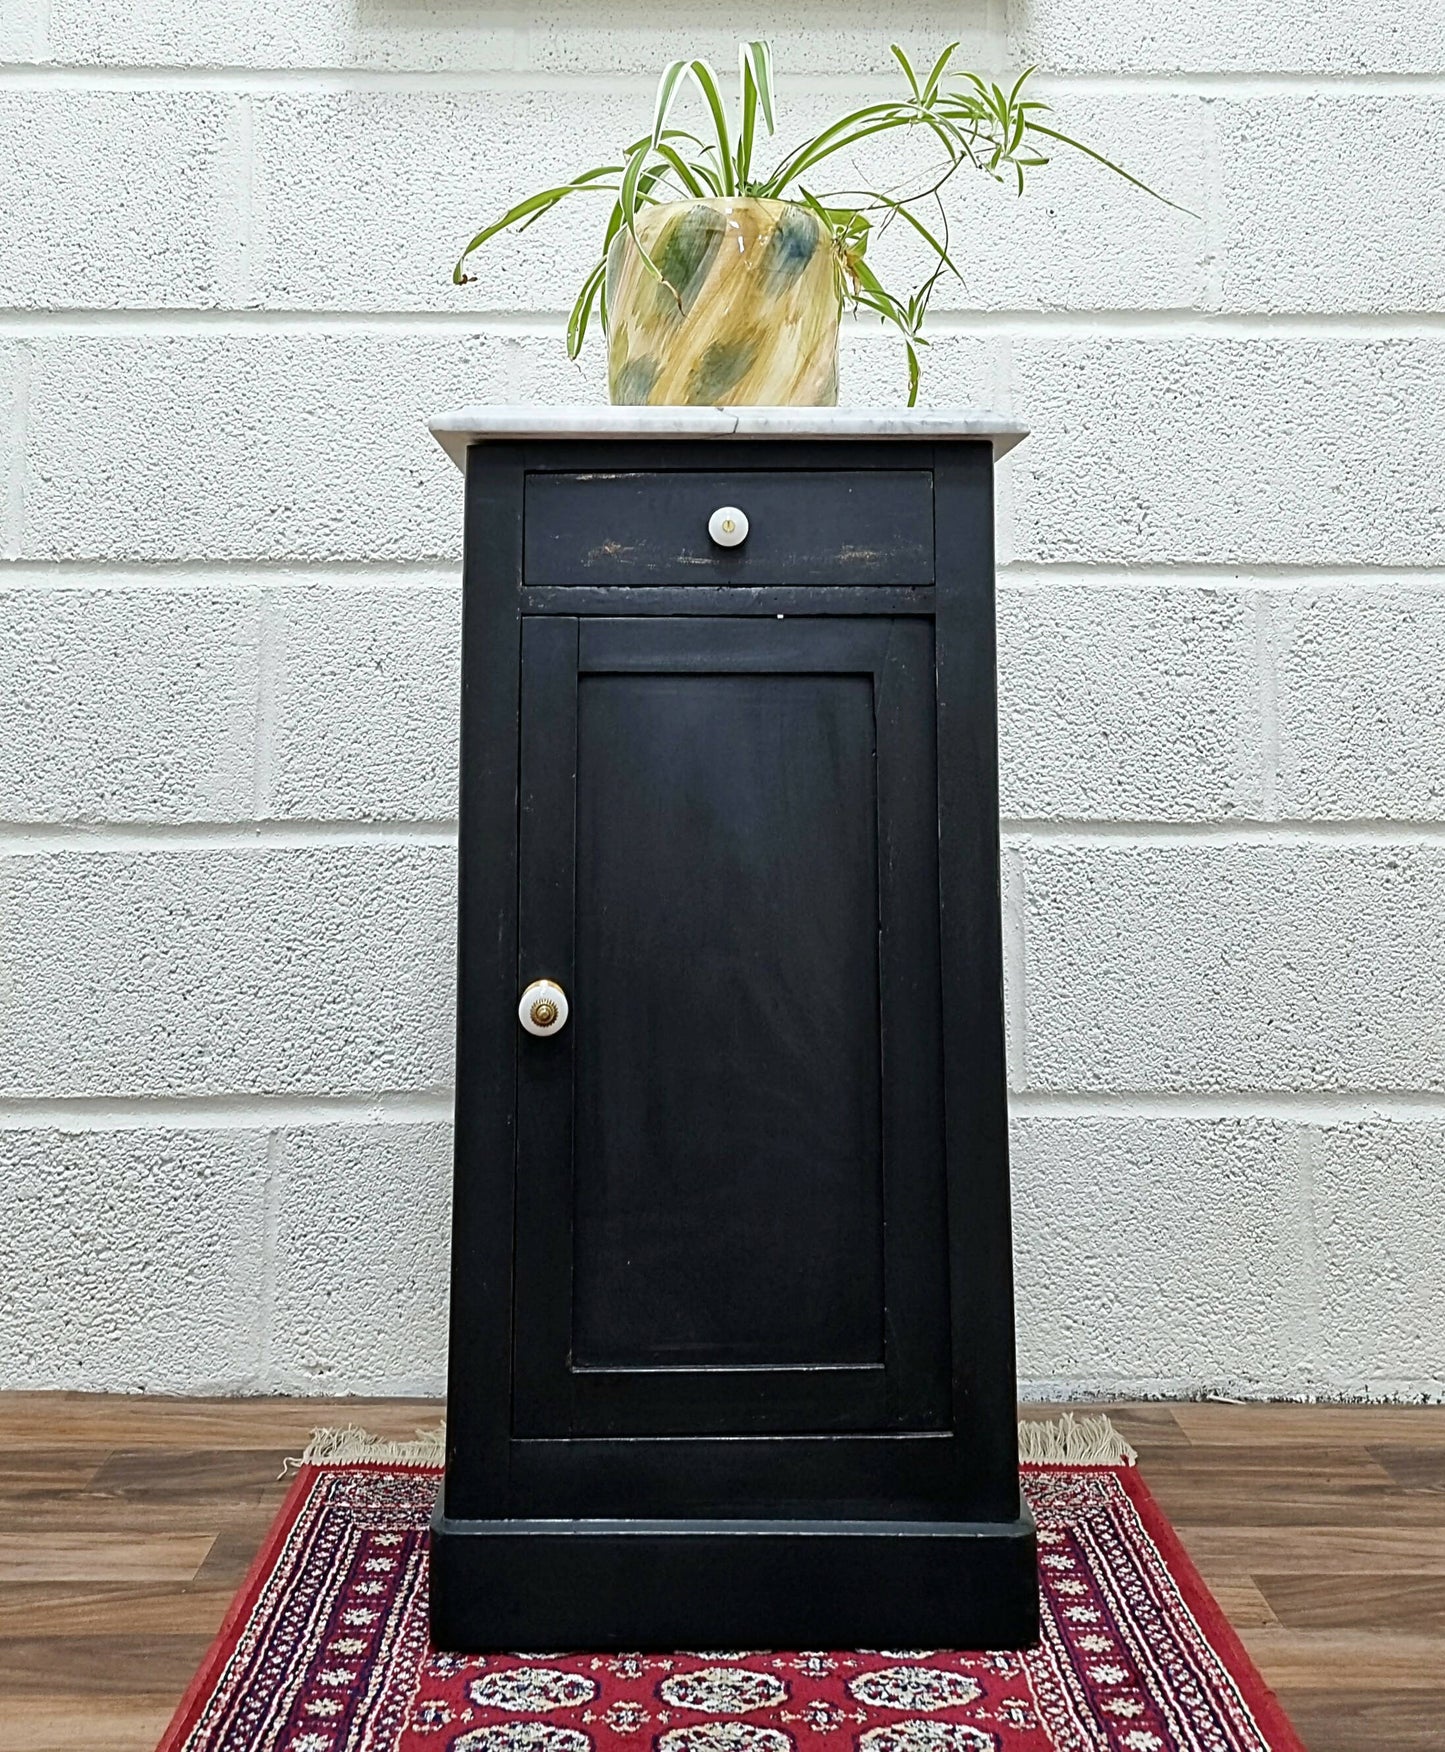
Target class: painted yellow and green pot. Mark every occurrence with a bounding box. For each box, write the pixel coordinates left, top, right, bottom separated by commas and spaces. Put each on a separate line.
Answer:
606, 198, 841, 407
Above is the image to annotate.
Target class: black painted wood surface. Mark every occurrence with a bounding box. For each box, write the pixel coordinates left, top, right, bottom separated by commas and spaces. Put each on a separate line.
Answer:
524, 466, 934, 586
430, 1512, 1039, 1652
511, 616, 949, 1443
574, 658, 883, 1370
436, 435, 1035, 1651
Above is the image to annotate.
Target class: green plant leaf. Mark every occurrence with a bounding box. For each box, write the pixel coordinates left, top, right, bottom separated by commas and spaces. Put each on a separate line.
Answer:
602, 198, 624, 251
860, 190, 964, 286
651, 60, 693, 149
889, 43, 920, 98
645, 127, 723, 194
1028, 120, 1197, 212
653, 61, 738, 194
750, 41, 776, 131
619, 138, 670, 288
653, 57, 738, 195
921, 40, 959, 102
452, 168, 623, 282
768, 103, 967, 191
737, 55, 757, 187
685, 58, 736, 194
566, 258, 607, 359
737, 39, 776, 190
850, 260, 897, 307
793, 184, 832, 226
760, 100, 913, 191
652, 142, 710, 197
454, 37, 1188, 400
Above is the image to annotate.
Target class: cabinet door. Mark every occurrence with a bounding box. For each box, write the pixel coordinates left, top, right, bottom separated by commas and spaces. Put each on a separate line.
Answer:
512, 616, 948, 1437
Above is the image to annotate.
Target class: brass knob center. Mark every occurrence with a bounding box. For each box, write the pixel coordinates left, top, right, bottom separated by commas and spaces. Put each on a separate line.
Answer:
519, 978, 568, 1035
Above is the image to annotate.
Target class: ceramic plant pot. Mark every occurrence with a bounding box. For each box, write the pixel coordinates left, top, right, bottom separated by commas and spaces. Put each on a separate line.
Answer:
606, 197, 841, 407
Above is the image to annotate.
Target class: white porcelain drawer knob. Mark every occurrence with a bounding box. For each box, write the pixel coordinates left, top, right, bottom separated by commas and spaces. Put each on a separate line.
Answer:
519, 978, 568, 1036
708, 505, 749, 547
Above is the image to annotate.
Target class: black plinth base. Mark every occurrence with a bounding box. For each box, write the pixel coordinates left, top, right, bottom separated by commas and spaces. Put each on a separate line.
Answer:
429, 1503, 1039, 1652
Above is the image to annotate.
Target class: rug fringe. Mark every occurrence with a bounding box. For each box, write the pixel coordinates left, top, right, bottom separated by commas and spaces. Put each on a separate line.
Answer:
292, 1422, 447, 1470
292, 1414, 1133, 1472
1017, 1412, 1137, 1467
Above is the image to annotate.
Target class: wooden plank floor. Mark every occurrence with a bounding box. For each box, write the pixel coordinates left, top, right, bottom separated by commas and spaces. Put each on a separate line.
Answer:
0, 1396, 1440, 1752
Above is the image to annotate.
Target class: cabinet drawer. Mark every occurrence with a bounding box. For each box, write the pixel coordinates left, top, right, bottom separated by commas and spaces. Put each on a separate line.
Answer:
522, 469, 933, 587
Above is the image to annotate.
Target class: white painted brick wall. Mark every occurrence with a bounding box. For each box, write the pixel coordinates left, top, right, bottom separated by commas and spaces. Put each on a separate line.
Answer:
1012, 1119, 1305, 1393
522, 5, 996, 77
0, 588, 259, 819
1001, 339, 1445, 567
2, 1, 1442, 1401
1021, 843, 1445, 1093
251, 90, 641, 311
1310, 1123, 1445, 1388
997, 586, 1261, 820
1217, 99, 1445, 313
22, 335, 512, 561
3, 847, 455, 1095
0, 1127, 270, 1391
1008, 0, 1445, 74
1274, 588, 1445, 819
270, 1124, 452, 1394
40, 1, 521, 70
270, 587, 460, 820
0, 92, 237, 308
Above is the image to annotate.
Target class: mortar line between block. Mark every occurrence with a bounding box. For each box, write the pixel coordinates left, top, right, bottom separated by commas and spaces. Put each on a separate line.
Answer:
0, 65, 1442, 96
14, 816, 1445, 855
251, 591, 280, 819
227, 90, 256, 307
1002, 844, 1028, 1092
2, 340, 31, 559
3, 558, 1443, 586
1254, 591, 1281, 817
1013, 1090, 1445, 1119
0, 559, 462, 585
6, 308, 1445, 338
998, 564, 1445, 585
4, 1087, 1445, 1129
256, 1129, 283, 1380
1003, 819, 1445, 844
0, 819, 460, 854
1294, 1122, 1323, 1387
0, 1090, 456, 1129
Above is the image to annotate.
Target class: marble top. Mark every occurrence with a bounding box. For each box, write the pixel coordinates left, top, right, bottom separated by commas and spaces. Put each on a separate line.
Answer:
428, 405, 1027, 470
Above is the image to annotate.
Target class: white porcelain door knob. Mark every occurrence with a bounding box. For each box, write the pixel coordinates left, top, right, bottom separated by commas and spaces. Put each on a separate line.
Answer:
519, 978, 569, 1036
708, 505, 749, 547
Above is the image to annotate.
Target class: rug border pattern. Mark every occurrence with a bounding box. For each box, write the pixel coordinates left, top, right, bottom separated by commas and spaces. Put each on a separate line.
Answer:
155, 1462, 1309, 1752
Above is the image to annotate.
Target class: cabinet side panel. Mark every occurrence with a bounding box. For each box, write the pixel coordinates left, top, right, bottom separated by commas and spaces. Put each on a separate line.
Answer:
445, 443, 525, 1519
934, 442, 1022, 1518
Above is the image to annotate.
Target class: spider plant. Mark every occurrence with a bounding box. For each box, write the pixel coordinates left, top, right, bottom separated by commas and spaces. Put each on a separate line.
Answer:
455, 42, 1172, 404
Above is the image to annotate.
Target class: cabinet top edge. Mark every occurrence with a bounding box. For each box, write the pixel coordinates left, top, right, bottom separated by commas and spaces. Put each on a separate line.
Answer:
428, 405, 1028, 471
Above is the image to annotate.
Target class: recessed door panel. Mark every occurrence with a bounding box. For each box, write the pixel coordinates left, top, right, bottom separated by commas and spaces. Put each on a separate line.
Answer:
512, 616, 948, 1438
572, 670, 884, 1370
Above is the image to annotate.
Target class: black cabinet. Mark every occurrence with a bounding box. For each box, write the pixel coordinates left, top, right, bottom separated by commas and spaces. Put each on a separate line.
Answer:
431, 430, 1038, 1653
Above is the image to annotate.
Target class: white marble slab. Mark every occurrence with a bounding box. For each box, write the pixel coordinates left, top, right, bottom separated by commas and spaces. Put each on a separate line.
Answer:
428, 404, 1027, 470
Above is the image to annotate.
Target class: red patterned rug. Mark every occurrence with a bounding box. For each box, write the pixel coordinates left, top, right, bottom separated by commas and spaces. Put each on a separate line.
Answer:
157, 1452, 1305, 1752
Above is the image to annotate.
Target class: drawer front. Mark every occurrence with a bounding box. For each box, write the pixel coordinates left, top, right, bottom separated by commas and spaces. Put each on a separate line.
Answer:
523, 469, 934, 587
